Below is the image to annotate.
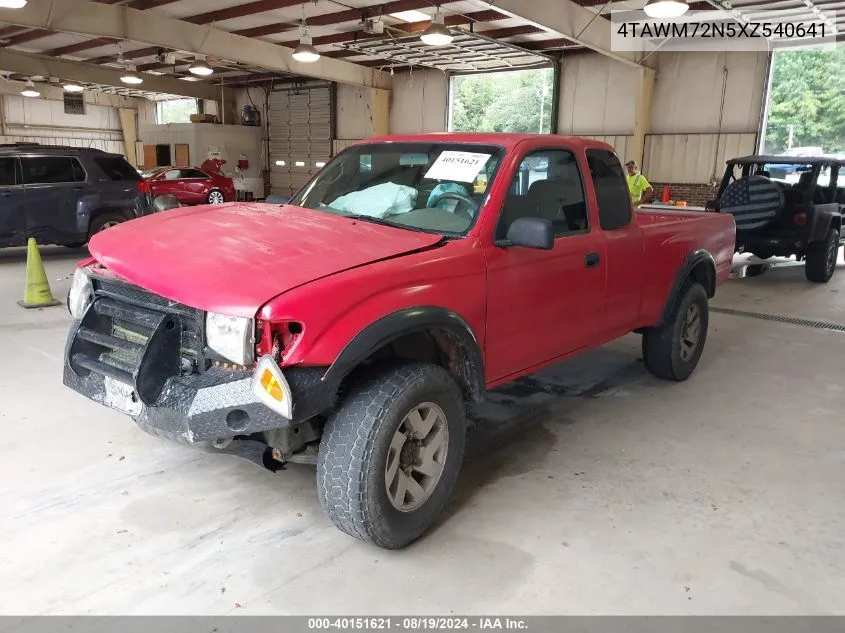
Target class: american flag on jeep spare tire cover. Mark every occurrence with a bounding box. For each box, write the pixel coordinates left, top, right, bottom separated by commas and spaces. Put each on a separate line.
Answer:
720, 176, 782, 231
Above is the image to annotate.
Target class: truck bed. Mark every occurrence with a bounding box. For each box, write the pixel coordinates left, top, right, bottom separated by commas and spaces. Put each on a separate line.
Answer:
635, 208, 736, 325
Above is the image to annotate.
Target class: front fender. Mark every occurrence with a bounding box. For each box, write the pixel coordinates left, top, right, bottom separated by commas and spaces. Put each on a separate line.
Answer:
256, 239, 488, 395
323, 306, 485, 399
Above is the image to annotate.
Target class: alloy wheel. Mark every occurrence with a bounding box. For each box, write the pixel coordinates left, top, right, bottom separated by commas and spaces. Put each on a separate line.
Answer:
680, 303, 702, 362
384, 402, 450, 512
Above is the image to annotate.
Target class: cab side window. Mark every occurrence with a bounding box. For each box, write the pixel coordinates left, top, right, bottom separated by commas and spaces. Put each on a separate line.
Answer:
497, 149, 588, 240
586, 149, 631, 230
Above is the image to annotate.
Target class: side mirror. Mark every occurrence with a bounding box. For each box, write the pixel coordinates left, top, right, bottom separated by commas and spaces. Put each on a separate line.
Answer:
500, 217, 554, 250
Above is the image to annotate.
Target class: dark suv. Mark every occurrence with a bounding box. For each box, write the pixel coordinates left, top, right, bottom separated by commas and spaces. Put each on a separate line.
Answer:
708, 155, 845, 283
0, 143, 152, 248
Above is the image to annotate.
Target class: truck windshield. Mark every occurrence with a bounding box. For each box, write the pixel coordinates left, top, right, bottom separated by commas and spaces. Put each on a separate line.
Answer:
290, 143, 505, 235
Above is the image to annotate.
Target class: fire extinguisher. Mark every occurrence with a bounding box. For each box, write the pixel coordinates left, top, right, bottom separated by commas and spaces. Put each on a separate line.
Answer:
238, 154, 249, 171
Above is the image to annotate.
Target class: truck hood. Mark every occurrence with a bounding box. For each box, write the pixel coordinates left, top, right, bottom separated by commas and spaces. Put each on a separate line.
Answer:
88, 203, 443, 317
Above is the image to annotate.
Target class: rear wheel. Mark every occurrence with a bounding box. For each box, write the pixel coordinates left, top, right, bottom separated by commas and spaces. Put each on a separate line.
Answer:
805, 228, 839, 283
89, 212, 126, 238
206, 190, 226, 204
317, 362, 466, 549
642, 282, 709, 382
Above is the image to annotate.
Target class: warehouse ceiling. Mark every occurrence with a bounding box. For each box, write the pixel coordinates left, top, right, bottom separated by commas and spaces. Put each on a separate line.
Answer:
0, 0, 583, 94
0, 0, 837, 100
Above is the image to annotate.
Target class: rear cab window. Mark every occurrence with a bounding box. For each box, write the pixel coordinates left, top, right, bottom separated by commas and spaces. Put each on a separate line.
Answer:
585, 149, 632, 231
94, 156, 141, 181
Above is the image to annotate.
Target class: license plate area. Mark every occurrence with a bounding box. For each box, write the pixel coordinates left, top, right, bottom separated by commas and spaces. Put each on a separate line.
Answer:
103, 376, 143, 416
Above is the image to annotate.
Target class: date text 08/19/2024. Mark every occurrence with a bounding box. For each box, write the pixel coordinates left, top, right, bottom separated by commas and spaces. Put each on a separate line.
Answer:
307, 617, 529, 631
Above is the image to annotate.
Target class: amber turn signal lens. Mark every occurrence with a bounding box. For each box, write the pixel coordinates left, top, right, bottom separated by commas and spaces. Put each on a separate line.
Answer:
259, 368, 284, 401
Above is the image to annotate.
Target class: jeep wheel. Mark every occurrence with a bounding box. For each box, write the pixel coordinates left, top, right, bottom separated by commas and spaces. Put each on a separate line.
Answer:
804, 229, 839, 283
642, 282, 709, 382
317, 362, 466, 549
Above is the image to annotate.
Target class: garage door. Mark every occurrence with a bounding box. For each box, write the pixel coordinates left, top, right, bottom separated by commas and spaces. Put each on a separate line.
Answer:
269, 85, 332, 197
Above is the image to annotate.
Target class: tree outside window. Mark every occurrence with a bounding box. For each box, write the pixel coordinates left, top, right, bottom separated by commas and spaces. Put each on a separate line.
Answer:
762, 45, 845, 156
449, 68, 554, 135
156, 98, 199, 124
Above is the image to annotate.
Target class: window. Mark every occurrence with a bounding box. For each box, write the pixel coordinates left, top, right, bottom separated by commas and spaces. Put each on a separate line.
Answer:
497, 149, 588, 240
586, 149, 631, 231
156, 98, 199, 124
0, 158, 19, 186
290, 143, 505, 236
163, 169, 182, 180
63, 91, 85, 115
450, 67, 554, 134
72, 159, 86, 183
179, 169, 208, 179
94, 156, 141, 181
21, 157, 85, 185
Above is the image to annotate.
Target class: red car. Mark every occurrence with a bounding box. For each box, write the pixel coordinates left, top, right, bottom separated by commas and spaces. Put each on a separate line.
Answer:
64, 134, 736, 549
143, 165, 235, 205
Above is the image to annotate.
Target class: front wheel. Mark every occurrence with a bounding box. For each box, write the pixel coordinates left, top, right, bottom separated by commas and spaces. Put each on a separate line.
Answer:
206, 190, 226, 204
804, 228, 839, 283
642, 282, 709, 382
317, 363, 466, 549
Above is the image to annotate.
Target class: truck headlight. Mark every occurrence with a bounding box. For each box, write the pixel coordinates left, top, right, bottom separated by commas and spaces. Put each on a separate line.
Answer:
206, 312, 255, 366
68, 267, 94, 319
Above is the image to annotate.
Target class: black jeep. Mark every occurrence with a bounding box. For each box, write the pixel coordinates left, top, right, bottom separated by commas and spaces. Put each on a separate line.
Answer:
707, 155, 845, 283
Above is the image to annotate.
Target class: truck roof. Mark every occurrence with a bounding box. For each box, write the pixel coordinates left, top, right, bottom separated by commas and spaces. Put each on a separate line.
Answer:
361, 133, 616, 153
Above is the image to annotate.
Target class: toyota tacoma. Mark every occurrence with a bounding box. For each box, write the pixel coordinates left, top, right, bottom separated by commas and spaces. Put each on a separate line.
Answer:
63, 134, 736, 549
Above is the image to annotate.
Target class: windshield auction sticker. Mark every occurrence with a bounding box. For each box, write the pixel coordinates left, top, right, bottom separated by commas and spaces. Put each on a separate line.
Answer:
425, 151, 491, 183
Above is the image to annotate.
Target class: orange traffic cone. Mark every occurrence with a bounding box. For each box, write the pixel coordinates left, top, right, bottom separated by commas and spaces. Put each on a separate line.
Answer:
18, 238, 62, 309
661, 185, 671, 203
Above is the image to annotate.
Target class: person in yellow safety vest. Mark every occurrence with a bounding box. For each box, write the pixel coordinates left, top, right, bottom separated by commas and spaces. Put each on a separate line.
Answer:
625, 160, 654, 207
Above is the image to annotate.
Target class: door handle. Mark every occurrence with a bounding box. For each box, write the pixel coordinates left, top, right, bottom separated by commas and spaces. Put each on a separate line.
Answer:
584, 252, 600, 268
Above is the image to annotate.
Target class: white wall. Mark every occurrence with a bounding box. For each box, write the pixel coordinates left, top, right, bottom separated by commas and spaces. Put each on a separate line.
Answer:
650, 51, 767, 135
552, 50, 767, 183
558, 54, 638, 136
389, 70, 448, 134
0, 93, 127, 155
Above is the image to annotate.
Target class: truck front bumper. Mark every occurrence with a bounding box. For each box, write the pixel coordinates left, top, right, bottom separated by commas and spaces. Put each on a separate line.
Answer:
64, 359, 335, 467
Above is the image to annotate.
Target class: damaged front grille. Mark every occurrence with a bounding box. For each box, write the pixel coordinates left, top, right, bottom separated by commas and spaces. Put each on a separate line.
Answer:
68, 278, 206, 405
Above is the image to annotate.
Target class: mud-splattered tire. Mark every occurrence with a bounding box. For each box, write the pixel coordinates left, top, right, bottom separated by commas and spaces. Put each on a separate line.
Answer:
805, 229, 839, 283
317, 362, 466, 550
642, 282, 709, 382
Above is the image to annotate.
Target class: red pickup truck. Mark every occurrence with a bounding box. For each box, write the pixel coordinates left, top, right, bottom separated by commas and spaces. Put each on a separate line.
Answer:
64, 134, 736, 549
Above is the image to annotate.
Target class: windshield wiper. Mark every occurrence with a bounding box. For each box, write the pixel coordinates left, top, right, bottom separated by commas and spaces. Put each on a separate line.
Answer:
342, 214, 426, 232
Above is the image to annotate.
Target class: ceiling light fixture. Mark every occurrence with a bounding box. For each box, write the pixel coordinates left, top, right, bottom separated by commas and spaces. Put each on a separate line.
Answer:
293, 33, 320, 62
188, 56, 214, 76
120, 65, 144, 85
0, 0, 28, 8
20, 79, 39, 98
643, 0, 689, 18
420, 8, 453, 46
63, 83, 84, 93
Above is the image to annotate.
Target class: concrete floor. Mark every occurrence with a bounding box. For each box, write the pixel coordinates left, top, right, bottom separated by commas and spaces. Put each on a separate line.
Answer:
1, 247, 844, 615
